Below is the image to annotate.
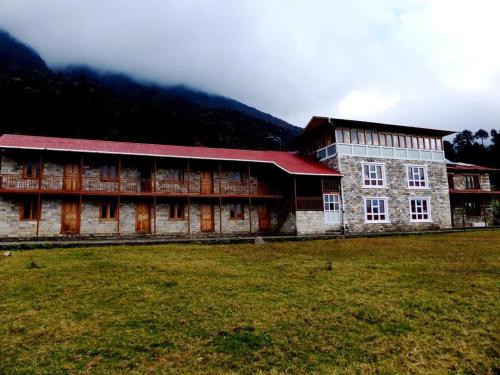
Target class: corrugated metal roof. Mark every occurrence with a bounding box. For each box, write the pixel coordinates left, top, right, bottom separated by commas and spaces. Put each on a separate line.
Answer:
0, 134, 341, 176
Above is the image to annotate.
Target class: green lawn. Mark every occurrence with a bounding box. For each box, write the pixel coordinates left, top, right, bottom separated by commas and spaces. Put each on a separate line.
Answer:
1, 231, 499, 374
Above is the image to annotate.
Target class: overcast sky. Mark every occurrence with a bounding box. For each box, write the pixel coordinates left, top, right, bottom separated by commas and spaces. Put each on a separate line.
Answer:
1, 0, 499, 131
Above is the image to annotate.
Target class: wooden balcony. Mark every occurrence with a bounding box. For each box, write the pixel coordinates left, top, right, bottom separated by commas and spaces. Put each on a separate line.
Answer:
0, 175, 280, 197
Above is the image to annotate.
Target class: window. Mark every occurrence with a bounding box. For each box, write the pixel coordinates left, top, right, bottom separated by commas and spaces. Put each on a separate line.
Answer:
100, 200, 117, 220
23, 160, 41, 178
335, 129, 344, 143
359, 130, 365, 144
168, 203, 184, 220
424, 138, 430, 149
365, 131, 373, 145
228, 171, 243, 183
412, 137, 418, 149
379, 133, 386, 146
229, 204, 244, 220
351, 129, 358, 144
409, 198, 431, 222
168, 169, 184, 182
363, 163, 385, 187
324, 194, 341, 224
398, 135, 406, 148
464, 200, 482, 216
393, 134, 400, 147
407, 166, 428, 188
405, 136, 412, 148
101, 165, 117, 180
343, 129, 351, 143
431, 138, 437, 150
364, 198, 389, 223
464, 175, 480, 190
385, 134, 393, 147
317, 148, 327, 160
436, 139, 443, 150
448, 174, 455, 189
372, 131, 380, 146
20, 198, 39, 220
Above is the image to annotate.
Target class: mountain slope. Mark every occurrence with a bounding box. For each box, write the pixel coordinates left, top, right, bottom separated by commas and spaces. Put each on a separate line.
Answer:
0, 29, 300, 149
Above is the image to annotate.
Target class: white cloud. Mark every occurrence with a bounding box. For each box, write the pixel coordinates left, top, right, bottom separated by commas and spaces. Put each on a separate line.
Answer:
338, 90, 401, 118
0, 0, 499, 131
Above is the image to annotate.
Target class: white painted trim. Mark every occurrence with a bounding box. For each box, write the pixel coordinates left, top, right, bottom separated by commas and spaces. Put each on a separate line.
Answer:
363, 197, 390, 223
405, 164, 430, 190
0, 145, 340, 177
408, 197, 433, 223
361, 162, 387, 188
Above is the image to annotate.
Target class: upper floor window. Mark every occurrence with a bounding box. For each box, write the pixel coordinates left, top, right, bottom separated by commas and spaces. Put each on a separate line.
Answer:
364, 198, 389, 223
362, 163, 386, 187
407, 166, 428, 188
228, 171, 243, 183
101, 165, 117, 180
100, 200, 117, 220
464, 175, 480, 190
229, 203, 244, 220
23, 160, 41, 178
20, 198, 39, 220
333, 128, 443, 151
167, 169, 184, 183
168, 203, 184, 220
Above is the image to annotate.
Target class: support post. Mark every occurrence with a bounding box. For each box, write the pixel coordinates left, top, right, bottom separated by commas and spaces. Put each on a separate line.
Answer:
219, 162, 222, 234
153, 159, 157, 235
36, 153, 43, 238
187, 160, 191, 236
461, 198, 465, 228
248, 164, 252, 234
117, 157, 121, 236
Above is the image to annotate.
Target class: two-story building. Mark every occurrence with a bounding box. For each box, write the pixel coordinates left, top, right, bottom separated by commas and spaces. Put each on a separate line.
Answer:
0, 134, 341, 238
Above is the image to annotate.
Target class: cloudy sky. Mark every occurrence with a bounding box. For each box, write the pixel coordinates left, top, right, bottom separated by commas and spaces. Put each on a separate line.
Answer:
1, 0, 499, 131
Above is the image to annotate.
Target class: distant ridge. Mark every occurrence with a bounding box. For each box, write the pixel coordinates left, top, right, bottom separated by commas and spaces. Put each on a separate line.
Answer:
0, 29, 300, 150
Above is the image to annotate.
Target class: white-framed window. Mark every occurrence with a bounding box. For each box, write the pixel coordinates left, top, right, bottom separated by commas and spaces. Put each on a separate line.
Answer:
362, 163, 386, 187
323, 193, 341, 224
364, 197, 389, 223
407, 165, 428, 188
409, 197, 432, 222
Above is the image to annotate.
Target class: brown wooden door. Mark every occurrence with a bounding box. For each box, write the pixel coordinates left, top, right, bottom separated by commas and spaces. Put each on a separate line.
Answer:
258, 204, 272, 232
200, 204, 214, 232
63, 164, 80, 191
136, 203, 151, 233
61, 202, 80, 234
200, 171, 213, 195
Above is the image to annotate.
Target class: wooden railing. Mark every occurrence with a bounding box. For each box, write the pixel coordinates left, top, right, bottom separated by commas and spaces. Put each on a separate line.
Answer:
296, 197, 324, 211
0, 175, 278, 196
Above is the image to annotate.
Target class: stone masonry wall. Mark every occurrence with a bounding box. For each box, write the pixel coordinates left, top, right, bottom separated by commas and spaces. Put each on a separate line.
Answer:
338, 155, 452, 233
296, 211, 341, 235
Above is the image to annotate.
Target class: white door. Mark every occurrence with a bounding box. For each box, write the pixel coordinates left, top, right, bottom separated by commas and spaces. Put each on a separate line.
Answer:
324, 193, 341, 224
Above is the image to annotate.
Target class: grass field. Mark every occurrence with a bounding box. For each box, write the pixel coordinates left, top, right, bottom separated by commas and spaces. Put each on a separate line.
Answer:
0, 231, 499, 374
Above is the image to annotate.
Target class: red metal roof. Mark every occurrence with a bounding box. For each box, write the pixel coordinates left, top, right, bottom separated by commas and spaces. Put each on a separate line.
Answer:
0, 134, 340, 176
449, 189, 500, 195
446, 162, 497, 172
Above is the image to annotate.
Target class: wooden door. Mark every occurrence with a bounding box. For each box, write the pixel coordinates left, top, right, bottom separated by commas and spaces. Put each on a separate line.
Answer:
63, 164, 80, 191
200, 204, 214, 232
61, 202, 80, 234
258, 204, 272, 232
200, 171, 213, 195
136, 203, 151, 233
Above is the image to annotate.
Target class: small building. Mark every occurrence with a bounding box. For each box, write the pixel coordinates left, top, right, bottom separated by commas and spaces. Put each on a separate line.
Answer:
446, 161, 500, 227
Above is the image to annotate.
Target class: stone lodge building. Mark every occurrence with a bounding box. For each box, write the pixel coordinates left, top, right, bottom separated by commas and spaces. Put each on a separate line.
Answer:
0, 117, 496, 238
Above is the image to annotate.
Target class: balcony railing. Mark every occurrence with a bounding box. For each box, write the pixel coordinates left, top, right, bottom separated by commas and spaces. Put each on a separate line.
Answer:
0, 175, 279, 196
296, 197, 324, 211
